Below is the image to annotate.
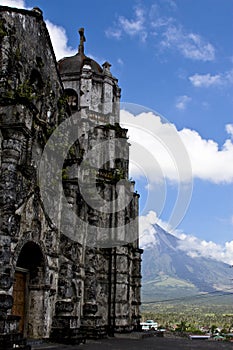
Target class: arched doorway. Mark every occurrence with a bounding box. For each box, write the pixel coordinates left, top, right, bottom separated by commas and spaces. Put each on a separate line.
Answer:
12, 242, 46, 338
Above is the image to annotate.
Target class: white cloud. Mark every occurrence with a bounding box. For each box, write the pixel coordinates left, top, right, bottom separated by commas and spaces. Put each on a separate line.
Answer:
225, 69, 233, 84
139, 211, 158, 248
139, 210, 233, 265
106, 4, 215, 62
139, 210, 173, 248
226, 124, 233, 139
175, 95, 191, 110
45, 20, 76, 60
176, 232, 233, 265
165, 0, 177, 10
161, 25, 215, 61
149, 2, 175, 33
119, 7, 145, 36
121, 110, 233, 184
189, 70, 233, 88
0, 0, 26, 8
189, 73, 221, 87
120, 109, 193, 183
151, 16, 174, 29
105, 28, 122, 40
121, 109, 193, 230
180, 128, 233, 183
189, 73, 219, 87
106, 6, 147, 42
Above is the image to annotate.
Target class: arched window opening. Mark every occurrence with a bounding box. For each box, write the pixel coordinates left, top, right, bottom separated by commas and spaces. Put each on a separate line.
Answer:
64, 88, 79, 111
29, 69, 44, 90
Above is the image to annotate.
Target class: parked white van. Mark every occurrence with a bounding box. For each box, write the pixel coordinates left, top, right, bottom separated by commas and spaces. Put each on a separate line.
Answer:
140, 320, 158, 330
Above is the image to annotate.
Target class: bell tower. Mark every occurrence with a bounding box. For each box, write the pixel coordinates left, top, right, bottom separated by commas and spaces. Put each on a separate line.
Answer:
56, 29, 142, 338
58, 28, 121, 125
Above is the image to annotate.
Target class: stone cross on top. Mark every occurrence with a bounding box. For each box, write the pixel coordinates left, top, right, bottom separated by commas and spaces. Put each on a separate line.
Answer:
78, 27, 86, 54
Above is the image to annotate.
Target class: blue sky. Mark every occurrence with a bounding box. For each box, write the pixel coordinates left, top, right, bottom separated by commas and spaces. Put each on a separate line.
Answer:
1, 0, 233, 262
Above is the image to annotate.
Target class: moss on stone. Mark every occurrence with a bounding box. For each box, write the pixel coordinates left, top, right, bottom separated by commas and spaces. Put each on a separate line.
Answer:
0, 19, 7, 37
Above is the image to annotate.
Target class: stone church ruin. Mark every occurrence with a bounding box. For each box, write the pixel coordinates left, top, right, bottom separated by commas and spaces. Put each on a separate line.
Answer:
0, 5, 142, 348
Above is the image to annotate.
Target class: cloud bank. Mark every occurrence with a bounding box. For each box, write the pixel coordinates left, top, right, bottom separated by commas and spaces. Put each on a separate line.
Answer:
140, 211, 233, 265
180, 127, 233, 183
121, 110, 233, 184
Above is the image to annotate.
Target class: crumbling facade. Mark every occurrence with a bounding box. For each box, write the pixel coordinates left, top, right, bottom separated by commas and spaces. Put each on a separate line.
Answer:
0, 6, 142, 348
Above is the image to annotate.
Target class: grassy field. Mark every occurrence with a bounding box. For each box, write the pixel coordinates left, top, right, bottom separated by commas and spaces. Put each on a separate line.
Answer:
141, 294, 233, 330
142, 274, 233, 302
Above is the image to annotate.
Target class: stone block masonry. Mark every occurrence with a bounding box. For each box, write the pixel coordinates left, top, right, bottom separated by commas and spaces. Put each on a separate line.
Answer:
0, 5, 142, 347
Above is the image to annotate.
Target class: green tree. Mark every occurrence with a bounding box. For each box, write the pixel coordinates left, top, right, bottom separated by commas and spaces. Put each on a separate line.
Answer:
211, 325, 217, 335
176, 321, 187, 333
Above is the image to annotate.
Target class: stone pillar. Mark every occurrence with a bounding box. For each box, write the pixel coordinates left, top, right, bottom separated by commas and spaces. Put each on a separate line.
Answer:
0, 129, 24, 303
80, 61, 92, 108
81, 247, 103, 338
112, 247, 131, 332
50, 181, 84, 344
102, 62, 113, 116
130, 246, 143, 331
0, 125, 30, 349
130, 194, 142, 331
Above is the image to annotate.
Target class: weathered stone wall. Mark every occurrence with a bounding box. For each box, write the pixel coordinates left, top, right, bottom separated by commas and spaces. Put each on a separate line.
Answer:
58, 36, 142, 336
0, 5, 142, 346
0, 6, 67, 342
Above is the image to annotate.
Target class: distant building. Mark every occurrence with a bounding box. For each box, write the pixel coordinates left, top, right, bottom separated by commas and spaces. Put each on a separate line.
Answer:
0, 5, 142, 348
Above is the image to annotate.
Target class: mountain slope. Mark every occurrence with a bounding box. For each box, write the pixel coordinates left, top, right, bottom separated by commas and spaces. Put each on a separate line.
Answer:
141, 224, 231, 302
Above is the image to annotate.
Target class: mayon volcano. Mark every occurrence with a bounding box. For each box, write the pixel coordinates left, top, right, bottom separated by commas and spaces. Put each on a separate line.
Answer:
140, 224, 232, 302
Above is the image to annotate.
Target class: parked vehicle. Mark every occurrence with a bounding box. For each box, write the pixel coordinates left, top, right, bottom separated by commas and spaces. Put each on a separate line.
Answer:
140, 319, 158, 331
